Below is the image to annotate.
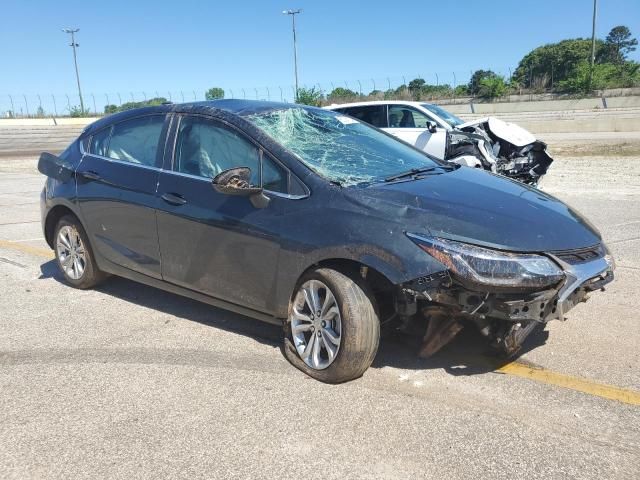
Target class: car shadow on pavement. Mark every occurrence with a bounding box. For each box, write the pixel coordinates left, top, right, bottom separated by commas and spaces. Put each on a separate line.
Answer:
40, 259, 549, 378
372, 326, 550, 376
39, 260, 282, 349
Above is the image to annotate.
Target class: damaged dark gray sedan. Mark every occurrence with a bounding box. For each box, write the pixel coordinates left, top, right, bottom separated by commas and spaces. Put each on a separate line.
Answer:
39, 100, 615, 383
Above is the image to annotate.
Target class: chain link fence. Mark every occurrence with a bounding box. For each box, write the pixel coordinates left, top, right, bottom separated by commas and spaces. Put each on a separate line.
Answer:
3, 69, 637, 119
0, 71, 499, 118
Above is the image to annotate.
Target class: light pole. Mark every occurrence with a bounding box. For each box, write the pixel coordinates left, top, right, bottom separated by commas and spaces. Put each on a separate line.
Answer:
62, 28, 85, 113
282, 9, 302, 102
588, 0, 598, 92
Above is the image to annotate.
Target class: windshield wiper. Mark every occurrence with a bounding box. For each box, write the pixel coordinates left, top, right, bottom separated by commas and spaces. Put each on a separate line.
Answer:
384, 164, 456, 182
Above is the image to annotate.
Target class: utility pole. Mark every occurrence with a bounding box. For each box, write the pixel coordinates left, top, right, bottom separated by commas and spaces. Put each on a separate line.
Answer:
282, 9, 302, 102
62, 28, 85, 113
588, 0, 598, 92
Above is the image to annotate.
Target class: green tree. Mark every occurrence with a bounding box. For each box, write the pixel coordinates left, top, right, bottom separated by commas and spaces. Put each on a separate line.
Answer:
605, 26, 638, 63
327, 87, 359, 103
422, 84, 452, 97
205, 87, 225, 100
393, 84, 408, 95
556, 61, 618, 93
406, 78, 453, 100
618, 61, 640, 87
468, 70, 497, 94
408, 78, 426, 99
296, 87, 323, 106
103, 97, 168, 114
512, 39, 603, 88
68, 105, 88, 117
453, 84, 470, 96
384, 88, 398, 99
478, 76, 508, 99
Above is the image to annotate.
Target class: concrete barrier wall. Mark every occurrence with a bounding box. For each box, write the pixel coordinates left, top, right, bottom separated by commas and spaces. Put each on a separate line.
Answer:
0, 125, 87, 156
506, 117, 640, 134
444, 96, 640, 114
0, 117, 99, 127
1, 101, 639, 156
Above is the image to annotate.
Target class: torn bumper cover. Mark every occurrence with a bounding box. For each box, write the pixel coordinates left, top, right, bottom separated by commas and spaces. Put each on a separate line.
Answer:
402, 235, 615, 357
446, 117, 553, 186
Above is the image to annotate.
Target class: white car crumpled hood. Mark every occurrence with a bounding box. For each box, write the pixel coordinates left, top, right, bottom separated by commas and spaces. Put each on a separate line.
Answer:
458, 116, 537, 147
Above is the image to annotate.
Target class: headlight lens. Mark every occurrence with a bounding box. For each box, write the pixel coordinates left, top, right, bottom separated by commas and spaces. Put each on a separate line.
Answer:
408, 234, 564, 290
603, 243, 616, 271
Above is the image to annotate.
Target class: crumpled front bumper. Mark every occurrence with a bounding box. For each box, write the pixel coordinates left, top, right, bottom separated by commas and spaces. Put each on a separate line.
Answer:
496, 253, 614, 325
490, 252, 614, 354
408, 245, 615, 357
549, 252, 615, 321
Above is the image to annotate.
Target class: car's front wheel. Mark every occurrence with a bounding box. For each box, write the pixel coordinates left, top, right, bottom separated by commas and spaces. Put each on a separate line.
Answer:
54, 214, 106, 289
284, 268, 380, 383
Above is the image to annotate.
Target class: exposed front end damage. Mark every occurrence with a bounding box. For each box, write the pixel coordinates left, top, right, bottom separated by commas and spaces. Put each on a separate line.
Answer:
445, 117, 553, 187
390, 238, 615, 358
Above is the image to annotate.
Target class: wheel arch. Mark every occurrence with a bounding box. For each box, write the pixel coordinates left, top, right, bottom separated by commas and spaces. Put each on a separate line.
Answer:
282, 257, 399, 320
44, 203, 84, 249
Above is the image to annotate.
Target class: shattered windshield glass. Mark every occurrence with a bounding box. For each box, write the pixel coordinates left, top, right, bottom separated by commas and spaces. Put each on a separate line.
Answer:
245, 107, 439, 185
421, 104, 464, 127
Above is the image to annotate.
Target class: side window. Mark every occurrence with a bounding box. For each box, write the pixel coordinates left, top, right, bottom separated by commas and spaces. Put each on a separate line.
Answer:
342, 106, 387, 128
175, 116, 260, 184
388, 106, 431, 129
174, 116, 288, 193
90, 127, 111, 157
262, 156, 288, 193
105, 115, 165, 166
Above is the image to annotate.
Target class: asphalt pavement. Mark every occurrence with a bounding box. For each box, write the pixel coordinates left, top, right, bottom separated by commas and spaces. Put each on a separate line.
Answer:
0, 147, 638, 479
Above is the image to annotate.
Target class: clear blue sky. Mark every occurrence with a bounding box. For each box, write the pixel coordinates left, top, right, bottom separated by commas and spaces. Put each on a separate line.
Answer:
1, 0, 639, 102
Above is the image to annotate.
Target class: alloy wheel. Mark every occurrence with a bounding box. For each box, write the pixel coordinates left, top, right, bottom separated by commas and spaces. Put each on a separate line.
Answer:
290, 279, 342, 370
56, 225, 86, 280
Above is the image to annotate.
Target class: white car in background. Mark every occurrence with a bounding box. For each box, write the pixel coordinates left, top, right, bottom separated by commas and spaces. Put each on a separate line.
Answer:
325, 101, 553, 186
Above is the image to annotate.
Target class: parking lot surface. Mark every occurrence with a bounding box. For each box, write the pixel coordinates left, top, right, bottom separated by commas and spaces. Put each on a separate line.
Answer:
0, 135, 639, 479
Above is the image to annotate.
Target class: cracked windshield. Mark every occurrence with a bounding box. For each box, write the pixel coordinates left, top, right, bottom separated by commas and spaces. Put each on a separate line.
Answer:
246, 107, 439, 185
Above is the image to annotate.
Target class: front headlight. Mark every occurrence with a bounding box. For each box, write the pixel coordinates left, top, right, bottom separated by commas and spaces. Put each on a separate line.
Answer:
408, 234, 564, 290
603, 243, 616, 271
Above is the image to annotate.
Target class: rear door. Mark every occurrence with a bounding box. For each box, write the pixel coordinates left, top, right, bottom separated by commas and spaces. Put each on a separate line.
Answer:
77, 114, 168, 278
155, 114, 301, 313
387, 105, 446, 158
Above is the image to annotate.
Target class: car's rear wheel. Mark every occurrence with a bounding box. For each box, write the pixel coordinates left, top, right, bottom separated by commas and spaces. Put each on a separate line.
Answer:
284, 268, 380, 383
54, 215, 106, 289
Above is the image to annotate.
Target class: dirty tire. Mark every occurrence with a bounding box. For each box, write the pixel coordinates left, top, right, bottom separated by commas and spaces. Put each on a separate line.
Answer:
54, 214, 107, 289
284, 268, 380, 383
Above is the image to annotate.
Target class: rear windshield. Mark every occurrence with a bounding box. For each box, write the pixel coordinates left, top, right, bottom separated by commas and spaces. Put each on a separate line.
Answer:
244, 107, 439, 186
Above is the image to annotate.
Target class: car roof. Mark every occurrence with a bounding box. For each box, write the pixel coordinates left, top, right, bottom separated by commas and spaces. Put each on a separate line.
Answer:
325, 100, 434, 109
81, 100, 317, 137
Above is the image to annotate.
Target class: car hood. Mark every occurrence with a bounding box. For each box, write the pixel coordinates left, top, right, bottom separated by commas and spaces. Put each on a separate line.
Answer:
457, 116, 537, 147
344, 167, 601, 252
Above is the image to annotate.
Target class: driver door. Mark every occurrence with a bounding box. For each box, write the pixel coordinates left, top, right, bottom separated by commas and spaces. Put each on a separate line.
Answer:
155, 114, 290, 313
386, 105, 446, 159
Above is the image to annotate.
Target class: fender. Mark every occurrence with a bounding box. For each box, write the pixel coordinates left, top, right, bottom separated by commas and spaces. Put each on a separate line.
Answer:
272, 242, 448, 318
41, 196, 86, 248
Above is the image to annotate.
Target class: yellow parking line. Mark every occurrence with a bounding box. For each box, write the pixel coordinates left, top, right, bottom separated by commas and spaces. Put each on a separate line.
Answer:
0, 238, 53, 258
0, 236, 638, 405
498, 361, 640, 406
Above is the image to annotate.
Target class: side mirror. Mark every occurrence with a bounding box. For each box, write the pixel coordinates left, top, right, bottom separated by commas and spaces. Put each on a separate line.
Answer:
427, 121, 438, 134
211, 167, 270, 208
37, 152, 74, 182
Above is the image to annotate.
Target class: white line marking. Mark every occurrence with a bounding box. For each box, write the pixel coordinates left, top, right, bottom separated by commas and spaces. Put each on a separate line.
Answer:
11, 237, 45, 242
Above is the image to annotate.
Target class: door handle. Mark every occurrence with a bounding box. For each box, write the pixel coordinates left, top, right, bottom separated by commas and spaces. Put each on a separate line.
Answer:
79, 170, 101, 181
161, 192, 187, 206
